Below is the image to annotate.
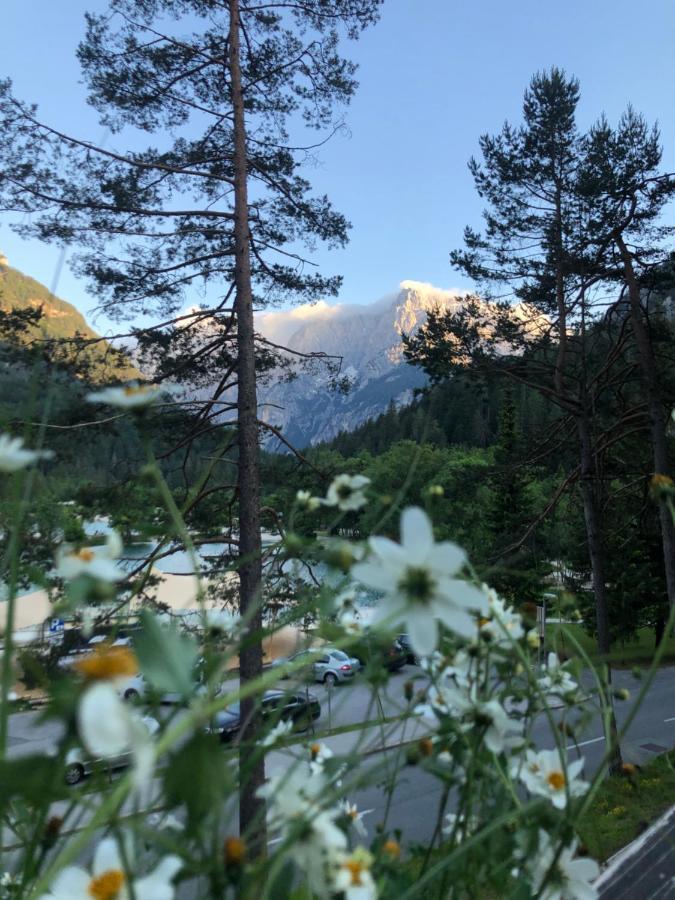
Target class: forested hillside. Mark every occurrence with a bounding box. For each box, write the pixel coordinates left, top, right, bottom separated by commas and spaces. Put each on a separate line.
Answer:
0, 262, 138, 379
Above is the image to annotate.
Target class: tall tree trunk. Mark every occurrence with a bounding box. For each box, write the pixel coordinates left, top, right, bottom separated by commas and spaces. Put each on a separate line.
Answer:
229, 0, 266, 854
577, 411, 623, 773
615, 235, 675, 610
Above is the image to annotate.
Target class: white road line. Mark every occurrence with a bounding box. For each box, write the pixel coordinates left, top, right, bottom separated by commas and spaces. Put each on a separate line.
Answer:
663, 716, 675, 722
566, 736, 605, 751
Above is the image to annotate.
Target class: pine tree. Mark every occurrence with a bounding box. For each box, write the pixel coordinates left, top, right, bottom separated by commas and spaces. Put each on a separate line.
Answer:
0, 0, 383, 842
486, 386, 545, 603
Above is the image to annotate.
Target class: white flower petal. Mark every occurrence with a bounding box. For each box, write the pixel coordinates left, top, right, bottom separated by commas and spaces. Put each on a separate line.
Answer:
351, 560, 399, 594
406, 613, 439, 657
45, 866, 91, 897
134, 856, 182, 900
426, 541, 466, 575
368, 536, 408, 570
400, 507, 435, 558
92, 837, 123, 876
78, 683, 134, 757
441, 579, 489, 613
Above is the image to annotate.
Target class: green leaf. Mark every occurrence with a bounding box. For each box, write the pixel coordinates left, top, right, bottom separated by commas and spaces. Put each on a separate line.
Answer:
134, 610, 198, 697
163, 732, 233, 827
0, 755, 66, 805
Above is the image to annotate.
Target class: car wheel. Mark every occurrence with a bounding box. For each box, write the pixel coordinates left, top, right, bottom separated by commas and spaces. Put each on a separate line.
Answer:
64, 763, 85, 785
124, 688, 140, 701
323, 672, 338, 687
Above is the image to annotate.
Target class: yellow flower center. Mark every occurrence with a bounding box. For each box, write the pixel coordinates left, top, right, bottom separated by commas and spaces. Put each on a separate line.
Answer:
651, 473, 674, 489
74, 548, 96, 563
344, 859, 365, 886
88, 869, 125, 899
310, 743, 321, 758
75, 645, 139, 681
123, 385, 151, 397
547, 771, 566, 791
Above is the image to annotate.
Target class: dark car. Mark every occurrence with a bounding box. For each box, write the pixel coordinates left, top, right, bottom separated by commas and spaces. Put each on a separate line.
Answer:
397, 633, 418, 665
210, 690, 321, 743
384, 639, 407, 672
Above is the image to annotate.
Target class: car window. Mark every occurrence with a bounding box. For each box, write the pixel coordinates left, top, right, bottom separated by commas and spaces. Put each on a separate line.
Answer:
318, 656, 330, 664
330, 650, 349, 661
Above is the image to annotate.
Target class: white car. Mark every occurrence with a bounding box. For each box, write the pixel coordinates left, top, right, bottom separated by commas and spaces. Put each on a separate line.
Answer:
118, 672, 222, 705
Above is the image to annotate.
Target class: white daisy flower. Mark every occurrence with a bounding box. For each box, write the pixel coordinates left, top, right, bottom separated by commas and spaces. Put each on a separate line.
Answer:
351, 507, 488, 657
323, 474, 370, 512
339, 800, 369, 838
538, 653, 578, 698
435, 685, 523, 754
262, 719, 294, 748
480, 592, 524, 645
528, 829, 599, 900
37, 837, 181, 899
0, 433, 53, 472
309, 741, 334, 775
296, 490, 321, 511
258, 769, 346, 897
56, 531, 124, 583
86, 382, 163, 409
515, 749, 588, 810
333, 848, 376, 900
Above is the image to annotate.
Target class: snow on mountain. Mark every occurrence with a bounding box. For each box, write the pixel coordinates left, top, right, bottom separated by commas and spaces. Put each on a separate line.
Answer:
256, 281, 468, 448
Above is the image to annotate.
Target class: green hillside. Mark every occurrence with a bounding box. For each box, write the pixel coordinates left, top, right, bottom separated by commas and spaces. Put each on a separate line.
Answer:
0, 261, 138, 379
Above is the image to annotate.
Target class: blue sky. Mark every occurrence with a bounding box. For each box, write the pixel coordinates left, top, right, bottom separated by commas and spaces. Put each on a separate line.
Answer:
2, 0, 675, 335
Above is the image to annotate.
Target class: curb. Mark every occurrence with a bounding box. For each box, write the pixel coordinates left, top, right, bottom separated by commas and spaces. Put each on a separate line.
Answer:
594, 802, 675, 889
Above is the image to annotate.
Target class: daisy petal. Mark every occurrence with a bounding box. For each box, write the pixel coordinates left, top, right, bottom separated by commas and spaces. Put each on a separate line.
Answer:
426, 541, 466, 575
400, 507, 434, 559
368, 536, 408, 570
407, 614, 439, 657
47, 866, 91, 897
351, 560, 398, 593
93, 837, 123, 876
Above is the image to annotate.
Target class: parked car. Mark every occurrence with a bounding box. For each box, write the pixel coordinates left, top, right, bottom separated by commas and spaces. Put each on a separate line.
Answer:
63, 716, 160, 785
383, 639, 407, 672
270, 648, 360, 686
118, 670, 222, 705
397, 633, 418, 665
209, 690, 321, 743
351, 635, 407, 673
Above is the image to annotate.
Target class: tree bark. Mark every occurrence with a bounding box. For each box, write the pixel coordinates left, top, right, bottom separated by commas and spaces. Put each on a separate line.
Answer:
228, 0, 266, 854
576, 410, 623, 773
615, 235, 675, 610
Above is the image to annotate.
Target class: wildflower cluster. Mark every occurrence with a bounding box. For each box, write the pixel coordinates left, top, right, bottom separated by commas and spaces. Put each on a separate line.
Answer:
0, 450, 614, 899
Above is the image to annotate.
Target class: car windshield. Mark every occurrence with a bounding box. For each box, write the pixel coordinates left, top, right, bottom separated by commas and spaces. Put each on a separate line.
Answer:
330, 650, 349, 661
224, 703, 240, 716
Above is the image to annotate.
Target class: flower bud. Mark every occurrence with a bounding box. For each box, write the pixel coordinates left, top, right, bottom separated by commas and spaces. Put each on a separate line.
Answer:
614, 688, 630, 701
418, 738, 434, 758
403, 680, 415, 702
382, 839, 401, 859
428, 484, 444, 497
224, 836, 246, 866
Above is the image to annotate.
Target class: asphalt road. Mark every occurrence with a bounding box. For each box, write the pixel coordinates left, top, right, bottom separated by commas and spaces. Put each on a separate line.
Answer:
5, 663, 675, 896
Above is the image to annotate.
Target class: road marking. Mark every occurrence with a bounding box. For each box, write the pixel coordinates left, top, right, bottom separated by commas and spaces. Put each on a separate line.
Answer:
566, 736, 604, 751
664, 716, 675, 722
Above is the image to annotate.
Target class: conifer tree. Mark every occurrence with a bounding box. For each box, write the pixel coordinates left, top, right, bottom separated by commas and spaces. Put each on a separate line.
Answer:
579, 109, 675, 609
0, 0, 383, 842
